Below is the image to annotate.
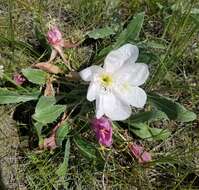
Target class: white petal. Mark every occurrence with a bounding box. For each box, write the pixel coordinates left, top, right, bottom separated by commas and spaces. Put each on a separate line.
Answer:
116, 86, 147, 108
104, 44, 139, 73
87, 82, 100, 101
96, 94, 105, 119
102, 92, 132, 121
79, 65, 102, 82
114, 63, 149, 86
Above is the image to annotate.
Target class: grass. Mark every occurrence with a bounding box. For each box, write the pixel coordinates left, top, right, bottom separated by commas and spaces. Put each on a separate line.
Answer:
0, 0, 199, 189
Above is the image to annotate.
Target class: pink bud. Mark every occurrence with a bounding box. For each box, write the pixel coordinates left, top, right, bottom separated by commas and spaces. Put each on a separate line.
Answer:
47, 26, 63, 46
13, 73, 26, 85
91, 116, 112, 147
129, 143, 152, 163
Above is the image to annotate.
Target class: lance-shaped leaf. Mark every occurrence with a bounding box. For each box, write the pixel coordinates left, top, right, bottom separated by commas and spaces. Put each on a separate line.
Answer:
0, 88, 39, 104
32, 96, 65, 124
74, 136, 97, 160
114, 12, 145, 48
56, 139, 70, 177
22, 68, 48, 85
95, 12, 145, 62
129, 123, 171, 141
56, 121, 70, 146
148, 93, 197, 122
34, 122, 44, 146
87, 26, 115, 39
128, 109, 168, 124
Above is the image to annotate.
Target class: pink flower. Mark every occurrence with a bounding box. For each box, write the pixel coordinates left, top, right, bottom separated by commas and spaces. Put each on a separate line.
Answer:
91, 116, 112, 147
13, 73, 26, 85
47, 26, 63, 47
129, 143, 152, 163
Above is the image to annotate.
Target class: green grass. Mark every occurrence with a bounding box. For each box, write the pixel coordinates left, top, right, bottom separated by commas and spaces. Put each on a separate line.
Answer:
0, 0, 199, 189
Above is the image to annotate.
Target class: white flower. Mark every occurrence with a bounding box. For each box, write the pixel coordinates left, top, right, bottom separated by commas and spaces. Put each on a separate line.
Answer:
0, 65, 4, 78
79, 44, 149, 121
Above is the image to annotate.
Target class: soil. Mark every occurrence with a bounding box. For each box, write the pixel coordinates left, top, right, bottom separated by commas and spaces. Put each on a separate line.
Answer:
0, 106, 26, 190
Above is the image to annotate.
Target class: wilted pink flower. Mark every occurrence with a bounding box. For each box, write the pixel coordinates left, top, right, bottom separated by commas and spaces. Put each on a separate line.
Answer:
43, 135, 58, 150
129, 143, 152, 163
13, 73, 26, 85
42, 24, 79, 69
91, 116, 112, 147
47, 26, 63, 47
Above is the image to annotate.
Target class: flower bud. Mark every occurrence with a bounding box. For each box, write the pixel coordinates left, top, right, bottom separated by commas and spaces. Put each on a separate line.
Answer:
47, 26, 63, 46
129, 143, 152, 163
91, 116, 112, 147
13, 73, 26, 85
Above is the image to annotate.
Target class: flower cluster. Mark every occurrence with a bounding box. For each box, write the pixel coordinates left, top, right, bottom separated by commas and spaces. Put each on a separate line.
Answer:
6, 22, 152, 163
80, 44, 150, 160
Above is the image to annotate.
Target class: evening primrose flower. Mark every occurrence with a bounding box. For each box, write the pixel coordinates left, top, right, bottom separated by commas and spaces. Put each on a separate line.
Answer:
79, 44, 149, 121
91, 116, 112, 147
0, 65, 4, 78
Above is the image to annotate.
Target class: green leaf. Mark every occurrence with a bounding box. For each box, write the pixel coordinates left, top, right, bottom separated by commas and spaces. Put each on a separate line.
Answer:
56, 121, 70, 146
32, 96, 65, 124
35, 96, 57, 111
34, 122, 44, 146
149, 127, 171, 140
114, 12, 145, 48
56, 139, 70, 177
128, 110, 168, 123
33, 105, 65, 124
74, 136, 97, 160
148, 93, 197, 122
0, 88, 39, 104
87, 26, 115, 39
22, 68, 48, 85
174, 104, 197, 122
129, 123, 171, 140
129, 123, 151, 139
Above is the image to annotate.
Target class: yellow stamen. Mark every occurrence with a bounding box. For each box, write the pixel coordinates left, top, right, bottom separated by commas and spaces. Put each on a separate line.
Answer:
100, 74, 113, 87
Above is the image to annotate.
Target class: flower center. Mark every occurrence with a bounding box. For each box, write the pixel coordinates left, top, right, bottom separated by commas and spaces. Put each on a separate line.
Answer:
100, 74, 113, 87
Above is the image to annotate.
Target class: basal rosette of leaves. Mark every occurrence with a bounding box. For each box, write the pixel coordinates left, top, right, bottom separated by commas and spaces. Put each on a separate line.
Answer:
0, 12, 196, 174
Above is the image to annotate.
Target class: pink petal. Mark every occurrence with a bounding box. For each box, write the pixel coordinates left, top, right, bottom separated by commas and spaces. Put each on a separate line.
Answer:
91, 116, 113, 147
